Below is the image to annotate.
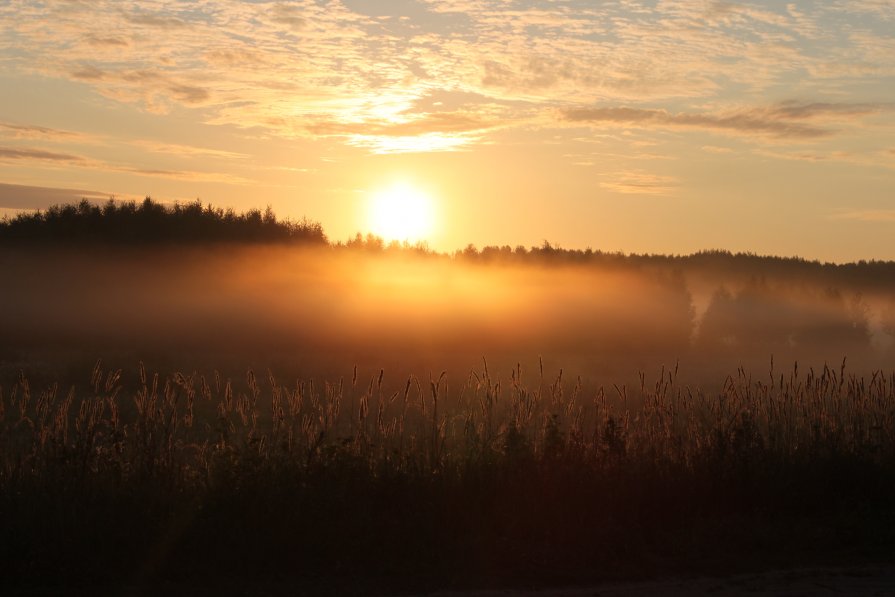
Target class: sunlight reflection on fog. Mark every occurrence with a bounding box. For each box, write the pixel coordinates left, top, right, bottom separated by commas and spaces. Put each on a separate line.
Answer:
1, 246, 892, 387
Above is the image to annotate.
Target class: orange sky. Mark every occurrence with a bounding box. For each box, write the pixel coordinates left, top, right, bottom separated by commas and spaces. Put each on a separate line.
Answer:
0, 1, 893, 261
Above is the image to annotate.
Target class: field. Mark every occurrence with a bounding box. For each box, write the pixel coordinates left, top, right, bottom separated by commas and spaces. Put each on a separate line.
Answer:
4, 356, 895, 594
2, 204, 895, 594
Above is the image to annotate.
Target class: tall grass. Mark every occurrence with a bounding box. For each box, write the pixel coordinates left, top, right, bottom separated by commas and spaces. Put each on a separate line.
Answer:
2, 358, 895, 590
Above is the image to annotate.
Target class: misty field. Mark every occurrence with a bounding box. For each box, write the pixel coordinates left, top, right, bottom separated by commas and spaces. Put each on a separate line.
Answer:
2, 202, 895, 593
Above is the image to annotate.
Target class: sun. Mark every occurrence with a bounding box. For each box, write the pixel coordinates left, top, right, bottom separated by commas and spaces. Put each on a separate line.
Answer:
367, 182, 435, 243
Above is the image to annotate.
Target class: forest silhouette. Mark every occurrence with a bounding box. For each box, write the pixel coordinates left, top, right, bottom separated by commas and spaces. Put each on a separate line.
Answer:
3, 197, 894, 288
0, 197, 327, 245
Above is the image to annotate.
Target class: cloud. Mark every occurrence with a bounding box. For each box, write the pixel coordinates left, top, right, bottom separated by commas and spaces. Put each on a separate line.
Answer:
69, 66, 213, 107
0, 182, 110, 211
754, 148, 848, 162
828, 1, 895, 21
754, 147, 895, 170
71, 65, 106, 81
561, 102, 884, 140
830, 210, 895, 223
0, 147, 85, 162
202, 48, 268, 69
301, 108, 504, 153
307, 111, 496, 138
0, 122, 84, 140
126, 12, 188, 29
600, 171, 678, 195
346, 132, 480, 154
167, 84, 210, 104
0, 144, 251, 184
113, 166, 253, 184
701, 145, 734, 154
83, 34, 128, 47
130, 141, 249, 160
269, 4, 307, 30
768, 102, 882, 119
1, 0, 892, 156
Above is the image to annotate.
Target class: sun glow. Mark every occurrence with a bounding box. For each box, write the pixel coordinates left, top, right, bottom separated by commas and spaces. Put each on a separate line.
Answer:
367, 182, 435, 243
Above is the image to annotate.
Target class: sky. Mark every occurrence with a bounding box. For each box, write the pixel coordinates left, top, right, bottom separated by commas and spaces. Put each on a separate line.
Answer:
0, 0, 893, 262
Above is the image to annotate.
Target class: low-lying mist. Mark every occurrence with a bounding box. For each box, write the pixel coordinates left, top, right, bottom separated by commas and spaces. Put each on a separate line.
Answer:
1, 245, 892, 392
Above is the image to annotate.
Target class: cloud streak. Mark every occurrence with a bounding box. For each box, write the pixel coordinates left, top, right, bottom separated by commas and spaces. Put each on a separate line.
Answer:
600, 171, 679, 196
0, 147, 85, 162
0, 183, 110, 210
561, 102, 885, 140
831, 210, 895, 223
0, 144, 251, 184
0, 122, 85, 140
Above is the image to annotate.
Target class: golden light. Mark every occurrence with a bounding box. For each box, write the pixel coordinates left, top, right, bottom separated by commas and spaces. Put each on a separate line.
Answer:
367, 182, 435, 243
348, 133, 475, 154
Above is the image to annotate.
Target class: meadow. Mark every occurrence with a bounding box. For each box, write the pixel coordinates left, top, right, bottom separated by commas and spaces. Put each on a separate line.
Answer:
4, 357, 895, 593
2, 200, 895, 593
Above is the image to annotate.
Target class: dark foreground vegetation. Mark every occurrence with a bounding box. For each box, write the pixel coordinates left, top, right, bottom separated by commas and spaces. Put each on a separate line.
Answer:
0, 197, 326, 246
2, 359, 895, 594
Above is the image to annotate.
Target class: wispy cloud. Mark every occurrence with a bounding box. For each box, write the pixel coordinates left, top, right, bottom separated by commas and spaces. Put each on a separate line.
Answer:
268, 4, 308, 31
70, 65, 106, 81
0, 122, 85, 140
0, 182, 110, 210
346, 132, 481, 154
125, 11, 188, 30
828, 1, 895, 21
830, 210, 895, 223
0, 144, 251, 184
306, 111, 496, 138
0, 146, 85, 162
754, 147, 895, 170
600, 171, 679, 195
82, 34, 129, 47
701, 145, 734, 154
130, 141, 249, 160
167, 84, 210, 104
561, 102, 885, 140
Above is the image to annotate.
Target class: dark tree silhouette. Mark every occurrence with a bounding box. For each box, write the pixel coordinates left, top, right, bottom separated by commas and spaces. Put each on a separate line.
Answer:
0, 197, 327, 246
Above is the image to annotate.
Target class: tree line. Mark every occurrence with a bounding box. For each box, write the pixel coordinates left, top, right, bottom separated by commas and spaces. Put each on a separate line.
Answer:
3, 197, 894, 292
0, 197, 327, 246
